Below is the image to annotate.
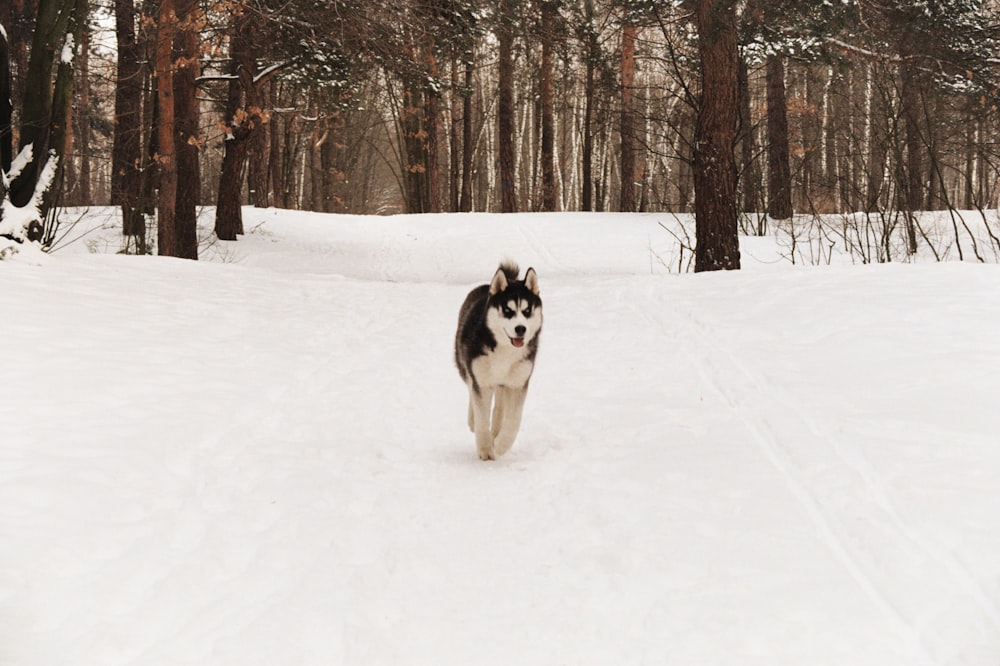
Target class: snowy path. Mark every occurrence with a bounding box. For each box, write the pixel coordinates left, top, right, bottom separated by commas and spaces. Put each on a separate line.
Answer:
2, 210, 1000, 664
656, 274, 1000, 663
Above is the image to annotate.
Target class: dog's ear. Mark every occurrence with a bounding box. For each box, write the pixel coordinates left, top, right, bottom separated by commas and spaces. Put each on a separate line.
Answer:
525, 267, 539, 296
489, 266, 509, 295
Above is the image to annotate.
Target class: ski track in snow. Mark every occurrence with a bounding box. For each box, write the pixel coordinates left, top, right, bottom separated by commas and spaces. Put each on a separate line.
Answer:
2, 209, 1000, 665
642, 274, 1000, 665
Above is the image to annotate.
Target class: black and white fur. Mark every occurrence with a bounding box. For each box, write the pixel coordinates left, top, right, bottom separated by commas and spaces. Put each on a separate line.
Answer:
455, 262, 542, 460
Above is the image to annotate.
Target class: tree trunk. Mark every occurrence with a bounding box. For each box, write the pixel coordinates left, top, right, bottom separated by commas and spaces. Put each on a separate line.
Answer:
964, 104, 974, 209
247, 80, 269, 208
619, 21, 637, 212
581, 0, 596, 212
214, 35, 250, 239
737, 53, 760, 216
498, 0, 516, 212
269, 83, 284, 206
460, 57, 473, 212
216, 134, 248, 240
539, 1, 558, 211
765, 55, 793, 220
74, 24, 91, 204
172, 0, 199, 259
44, 0, 84, 221
449, 55, 460, 212
900, 61, 921, 253
693, 0, 740, 272
1, 22, 13, 176
427, 65, 441, 214
1, 0, 28, 142
155, 0, 177, 256
138, 8, 158, 224
113, 0, 144, 236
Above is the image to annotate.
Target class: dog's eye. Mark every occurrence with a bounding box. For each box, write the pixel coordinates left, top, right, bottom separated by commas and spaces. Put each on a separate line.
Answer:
501, 306, 515, 318
522, 306, 532, 317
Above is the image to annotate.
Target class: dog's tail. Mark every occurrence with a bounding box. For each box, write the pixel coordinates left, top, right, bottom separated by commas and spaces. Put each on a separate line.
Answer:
498, 260, 520, 281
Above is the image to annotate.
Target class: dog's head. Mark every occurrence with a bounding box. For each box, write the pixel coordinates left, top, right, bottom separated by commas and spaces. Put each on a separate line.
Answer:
486, 264, 542, 349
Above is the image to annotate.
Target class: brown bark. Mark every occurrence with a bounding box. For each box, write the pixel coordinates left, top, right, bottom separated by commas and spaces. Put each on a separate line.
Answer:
268, 83, 284, 206
155, 0, 177, 256
172, 0, 199, 259
45, 0, 83, 218
247, 80, 268, 208
539, 1, 558, 211
693, 0, 740, 272
460, 58, 473, 212
75, 25, 91, 204
737, 54, 760, 215
497, 0, 516, 213
215, 4, 259, 240
1, 21, 13, 174
619, 21, 637, 212
449, 55, 460, 212
901, 61, 921, 253
3, 0, 30, 141
113, 0, 144, 235
581, 0, 597, 212
427, 58, 441, 214
765, 55, 792, 220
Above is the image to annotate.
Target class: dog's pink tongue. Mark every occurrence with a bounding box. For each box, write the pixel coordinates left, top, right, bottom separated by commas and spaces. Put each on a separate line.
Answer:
511, 337, 525, 348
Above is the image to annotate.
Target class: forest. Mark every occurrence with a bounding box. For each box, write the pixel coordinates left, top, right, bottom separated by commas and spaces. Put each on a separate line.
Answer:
3, 0, 1000, 269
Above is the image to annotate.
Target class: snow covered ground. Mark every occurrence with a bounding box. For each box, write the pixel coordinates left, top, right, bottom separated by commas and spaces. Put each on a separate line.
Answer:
2, 207, 1000, 665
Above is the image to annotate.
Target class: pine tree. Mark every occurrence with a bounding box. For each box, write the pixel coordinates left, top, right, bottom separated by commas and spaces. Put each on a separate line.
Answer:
692, 0, 741, 271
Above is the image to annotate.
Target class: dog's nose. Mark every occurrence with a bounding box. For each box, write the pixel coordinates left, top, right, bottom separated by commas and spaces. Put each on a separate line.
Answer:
515, 325, 526, 336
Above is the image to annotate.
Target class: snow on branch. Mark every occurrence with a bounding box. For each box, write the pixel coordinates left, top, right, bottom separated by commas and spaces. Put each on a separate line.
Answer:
253, 62, 288, 84
7, 143, 34, 183
196, 61, 290, 85
824, 37, 903, 63
61, 33, 76, 65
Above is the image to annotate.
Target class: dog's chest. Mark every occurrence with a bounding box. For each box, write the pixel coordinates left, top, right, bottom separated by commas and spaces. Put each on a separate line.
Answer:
471, 346, 534, 389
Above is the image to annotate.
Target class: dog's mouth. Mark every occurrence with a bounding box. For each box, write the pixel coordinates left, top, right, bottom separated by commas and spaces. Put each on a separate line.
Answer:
509, 336, 525, 348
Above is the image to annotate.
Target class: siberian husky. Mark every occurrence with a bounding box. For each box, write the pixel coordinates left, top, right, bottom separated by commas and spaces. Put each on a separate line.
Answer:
455, 262, 542, 460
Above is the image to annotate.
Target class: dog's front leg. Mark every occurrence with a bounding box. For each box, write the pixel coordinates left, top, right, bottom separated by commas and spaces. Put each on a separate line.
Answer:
491, 388, 505, 438
467, 395, 475, 433
470, 386, 496, 460
493, 386, 527, 457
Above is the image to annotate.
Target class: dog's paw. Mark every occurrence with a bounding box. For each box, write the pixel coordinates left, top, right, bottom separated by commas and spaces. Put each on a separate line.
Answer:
476, 435, 496, 461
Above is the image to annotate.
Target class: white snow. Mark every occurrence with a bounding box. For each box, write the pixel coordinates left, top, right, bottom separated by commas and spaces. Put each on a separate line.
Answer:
60, 33, 75, 65
2, 207, 1000, 665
